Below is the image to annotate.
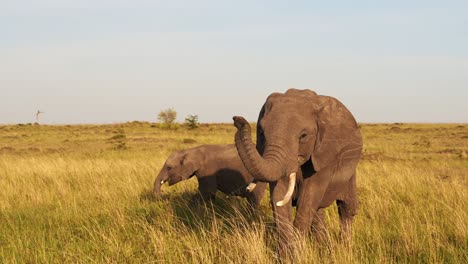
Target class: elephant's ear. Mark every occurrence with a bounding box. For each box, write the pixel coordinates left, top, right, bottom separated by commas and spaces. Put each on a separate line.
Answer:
256, 92, 283, 154
256, 104, 266, 155
311, 96, 362, 171
180, 152, 198, 179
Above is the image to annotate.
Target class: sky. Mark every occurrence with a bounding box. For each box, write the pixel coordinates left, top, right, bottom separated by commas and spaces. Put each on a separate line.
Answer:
1, 0, 467, 124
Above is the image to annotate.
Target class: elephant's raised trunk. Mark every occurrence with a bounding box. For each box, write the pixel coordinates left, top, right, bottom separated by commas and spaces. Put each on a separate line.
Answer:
233, 116, 296, 206
233, 116, 285, 182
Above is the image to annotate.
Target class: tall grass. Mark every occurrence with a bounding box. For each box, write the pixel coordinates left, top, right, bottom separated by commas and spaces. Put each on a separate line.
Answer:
0, 123, 466, 263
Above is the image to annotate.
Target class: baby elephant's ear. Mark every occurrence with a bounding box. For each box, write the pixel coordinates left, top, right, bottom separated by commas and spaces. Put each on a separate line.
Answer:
180, 152, 197, 179
312, 96, 362, 171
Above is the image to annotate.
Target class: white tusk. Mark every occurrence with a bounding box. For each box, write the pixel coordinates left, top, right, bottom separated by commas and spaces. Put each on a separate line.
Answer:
246, 182, 257, 192
160, 180, 165, 185
276, 173, 296, 207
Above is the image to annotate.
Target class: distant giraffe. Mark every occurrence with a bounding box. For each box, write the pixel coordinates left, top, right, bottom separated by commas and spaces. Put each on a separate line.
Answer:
36, 110, 44, 124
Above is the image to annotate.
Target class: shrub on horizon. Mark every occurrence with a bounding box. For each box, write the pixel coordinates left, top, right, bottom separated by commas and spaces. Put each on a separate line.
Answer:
184, 115, 199, 129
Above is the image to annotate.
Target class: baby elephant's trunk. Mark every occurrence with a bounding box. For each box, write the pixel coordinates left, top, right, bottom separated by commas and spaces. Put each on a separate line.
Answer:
153, 169, 168, 195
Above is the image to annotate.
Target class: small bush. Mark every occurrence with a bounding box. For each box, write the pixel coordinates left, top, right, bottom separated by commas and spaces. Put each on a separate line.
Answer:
107, 129, 127, 150
158, 108, 177, 126
184, 115, 199, 129
183, 138, 197, 144
108, 134, 126, 141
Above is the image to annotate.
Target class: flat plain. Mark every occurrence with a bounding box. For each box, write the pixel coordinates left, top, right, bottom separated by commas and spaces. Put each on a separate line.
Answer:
0, 122, 466, 263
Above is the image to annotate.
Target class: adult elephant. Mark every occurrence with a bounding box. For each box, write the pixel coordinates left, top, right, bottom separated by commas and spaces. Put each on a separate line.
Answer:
233, 88, 362, 256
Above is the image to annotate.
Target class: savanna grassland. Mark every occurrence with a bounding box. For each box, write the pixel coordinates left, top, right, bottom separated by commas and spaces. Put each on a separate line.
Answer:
0, 122, 466, 263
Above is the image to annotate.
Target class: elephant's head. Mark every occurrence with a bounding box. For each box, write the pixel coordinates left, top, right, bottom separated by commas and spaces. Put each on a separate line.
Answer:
233, 89, 361, 205
153, 150, 199, 195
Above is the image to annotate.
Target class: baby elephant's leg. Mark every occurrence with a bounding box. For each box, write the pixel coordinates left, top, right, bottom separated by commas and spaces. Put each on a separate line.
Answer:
197, 177, 217, 202
246, 182, 267, 210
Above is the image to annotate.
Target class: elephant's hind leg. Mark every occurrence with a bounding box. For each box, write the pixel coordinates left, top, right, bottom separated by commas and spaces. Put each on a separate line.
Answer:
336, 172, 358, 240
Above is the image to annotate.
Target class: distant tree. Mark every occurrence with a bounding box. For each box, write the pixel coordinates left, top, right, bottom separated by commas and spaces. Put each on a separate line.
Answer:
184, 115, 199, 129
158, 108, 177, 127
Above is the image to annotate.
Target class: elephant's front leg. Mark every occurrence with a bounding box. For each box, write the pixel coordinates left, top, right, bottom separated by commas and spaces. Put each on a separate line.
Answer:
310, 208, 327, 242
270, 177, 294, 258
294, 165, 334, 235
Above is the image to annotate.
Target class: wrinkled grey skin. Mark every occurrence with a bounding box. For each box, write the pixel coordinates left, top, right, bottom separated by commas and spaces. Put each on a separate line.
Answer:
153, 144, 267, 209
233, 89, 362, 256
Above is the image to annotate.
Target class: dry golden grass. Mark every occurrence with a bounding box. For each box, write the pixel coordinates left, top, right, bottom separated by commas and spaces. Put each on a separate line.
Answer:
0, 122, 466, 263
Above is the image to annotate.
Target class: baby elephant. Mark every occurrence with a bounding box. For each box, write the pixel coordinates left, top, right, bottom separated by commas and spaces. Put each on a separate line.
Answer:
153, 144, 267, 209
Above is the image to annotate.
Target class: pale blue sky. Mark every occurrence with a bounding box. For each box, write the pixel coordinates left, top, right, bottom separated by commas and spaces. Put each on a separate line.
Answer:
1, 0, 467, 124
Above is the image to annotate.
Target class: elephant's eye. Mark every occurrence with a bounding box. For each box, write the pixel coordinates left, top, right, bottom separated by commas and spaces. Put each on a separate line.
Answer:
299, 132, 309, 142
167, 166, 172, 171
